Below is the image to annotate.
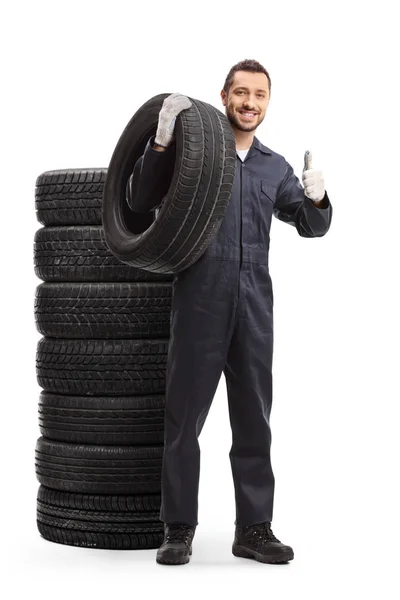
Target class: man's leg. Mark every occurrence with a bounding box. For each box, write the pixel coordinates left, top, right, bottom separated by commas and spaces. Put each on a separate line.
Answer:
223, 262, 275, 526
159, 256, 237, 526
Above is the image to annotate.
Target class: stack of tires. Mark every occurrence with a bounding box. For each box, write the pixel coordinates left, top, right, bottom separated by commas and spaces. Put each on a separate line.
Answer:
33, 167, 174, 550
33, 93, 236, 551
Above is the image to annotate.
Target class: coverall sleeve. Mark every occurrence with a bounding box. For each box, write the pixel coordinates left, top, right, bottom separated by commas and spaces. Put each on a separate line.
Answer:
126, 134, 176, 213
274, 161, 333, 237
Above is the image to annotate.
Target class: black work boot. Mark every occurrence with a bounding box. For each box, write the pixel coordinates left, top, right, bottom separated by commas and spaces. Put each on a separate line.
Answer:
232, 521, 294, 564
156, 522, 196, 565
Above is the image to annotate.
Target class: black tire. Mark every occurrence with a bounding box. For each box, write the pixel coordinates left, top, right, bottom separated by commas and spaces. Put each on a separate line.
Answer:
38, 390, 165, 445
35, 437, 163, 494
36, 485, 163, 549
35, 169, 107, 226
34, 281, 172, 339
36, 338, 168, 396
38, 484, 162, 511
37, 521, 164, 549
33, 225, 173, 282
102, 93, 236, 274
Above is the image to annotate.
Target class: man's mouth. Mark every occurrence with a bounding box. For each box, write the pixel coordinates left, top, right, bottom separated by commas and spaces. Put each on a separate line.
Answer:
239, 110, 258, 120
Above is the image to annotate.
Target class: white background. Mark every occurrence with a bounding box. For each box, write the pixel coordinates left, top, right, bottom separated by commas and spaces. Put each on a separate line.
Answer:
1, 0, 399, 597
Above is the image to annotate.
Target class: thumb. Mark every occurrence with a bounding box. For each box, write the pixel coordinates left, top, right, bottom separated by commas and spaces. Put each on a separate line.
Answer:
303, 150, 312, 172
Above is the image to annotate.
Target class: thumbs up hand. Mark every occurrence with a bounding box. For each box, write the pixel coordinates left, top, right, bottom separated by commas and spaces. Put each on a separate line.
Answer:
301, 150, 325, 202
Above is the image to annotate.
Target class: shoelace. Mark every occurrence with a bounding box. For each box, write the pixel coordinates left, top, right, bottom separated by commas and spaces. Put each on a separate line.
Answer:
243, 522, 281, 545
165, 524, 194, 544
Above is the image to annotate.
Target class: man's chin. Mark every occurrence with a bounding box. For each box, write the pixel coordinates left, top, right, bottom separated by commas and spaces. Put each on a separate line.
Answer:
231, 119, 257, 132
225, 111, 260, 133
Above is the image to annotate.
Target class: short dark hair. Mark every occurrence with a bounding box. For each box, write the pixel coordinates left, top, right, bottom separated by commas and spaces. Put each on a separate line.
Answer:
223, 58, 271, 96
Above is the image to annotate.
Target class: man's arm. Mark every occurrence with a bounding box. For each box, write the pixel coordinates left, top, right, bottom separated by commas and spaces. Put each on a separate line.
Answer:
126, 135, 176, 213
274, 161, 333, 237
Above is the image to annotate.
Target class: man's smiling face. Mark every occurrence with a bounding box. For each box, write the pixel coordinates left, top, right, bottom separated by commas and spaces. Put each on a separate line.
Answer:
221, 70, 270, 133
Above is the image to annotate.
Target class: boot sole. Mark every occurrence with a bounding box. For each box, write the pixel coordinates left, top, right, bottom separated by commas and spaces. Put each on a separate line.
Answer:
156, 546, 192, 565
232, 544, 294, 564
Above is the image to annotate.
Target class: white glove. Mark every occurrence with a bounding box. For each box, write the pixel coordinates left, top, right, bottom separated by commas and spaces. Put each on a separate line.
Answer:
154, 93, 192, 147
302, 150, 325, 202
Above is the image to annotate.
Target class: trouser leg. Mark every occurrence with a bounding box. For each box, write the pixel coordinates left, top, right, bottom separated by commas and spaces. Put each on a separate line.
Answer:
159, 258, 237, 526
223, 262, 275, 526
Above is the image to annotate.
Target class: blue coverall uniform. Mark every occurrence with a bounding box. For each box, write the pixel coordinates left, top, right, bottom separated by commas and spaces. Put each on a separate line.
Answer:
127, 133, 333, 527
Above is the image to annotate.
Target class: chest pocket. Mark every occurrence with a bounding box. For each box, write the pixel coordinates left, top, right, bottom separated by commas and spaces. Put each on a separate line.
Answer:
261, 180, 277, 206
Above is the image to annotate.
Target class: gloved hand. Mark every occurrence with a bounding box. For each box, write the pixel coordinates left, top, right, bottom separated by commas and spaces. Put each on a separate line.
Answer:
154, 93, 192, 147
302, 150, 325, 202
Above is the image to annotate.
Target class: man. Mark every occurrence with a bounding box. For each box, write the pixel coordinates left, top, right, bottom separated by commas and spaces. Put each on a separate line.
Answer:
126, 59, 333, 566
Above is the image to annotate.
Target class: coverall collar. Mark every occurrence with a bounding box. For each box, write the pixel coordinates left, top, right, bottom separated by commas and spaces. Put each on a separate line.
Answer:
239, 135, 272, 162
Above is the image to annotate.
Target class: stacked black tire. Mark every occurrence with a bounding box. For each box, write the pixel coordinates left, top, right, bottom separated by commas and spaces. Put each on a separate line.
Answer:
34, 168, 175, 549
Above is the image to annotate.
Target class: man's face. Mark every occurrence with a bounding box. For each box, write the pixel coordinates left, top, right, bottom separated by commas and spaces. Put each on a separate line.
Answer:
221, 70, 270, 133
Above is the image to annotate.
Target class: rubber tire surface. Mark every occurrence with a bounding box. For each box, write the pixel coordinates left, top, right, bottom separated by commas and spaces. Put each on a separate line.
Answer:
34, 281, 172, 339
37, 485, 164, 549
35, 437, 163, 494
34, 225, 173, 282
102, 93, 236, 275
36, 337, 168, 396
35, 169, 107, 226
38, 390, 165, 445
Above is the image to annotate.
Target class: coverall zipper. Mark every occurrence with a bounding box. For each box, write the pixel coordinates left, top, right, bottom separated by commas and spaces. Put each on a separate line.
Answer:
238, 159, 243, 286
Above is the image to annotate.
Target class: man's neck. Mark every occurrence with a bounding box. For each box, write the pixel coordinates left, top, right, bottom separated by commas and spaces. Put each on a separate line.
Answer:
235, 131, 255, 151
